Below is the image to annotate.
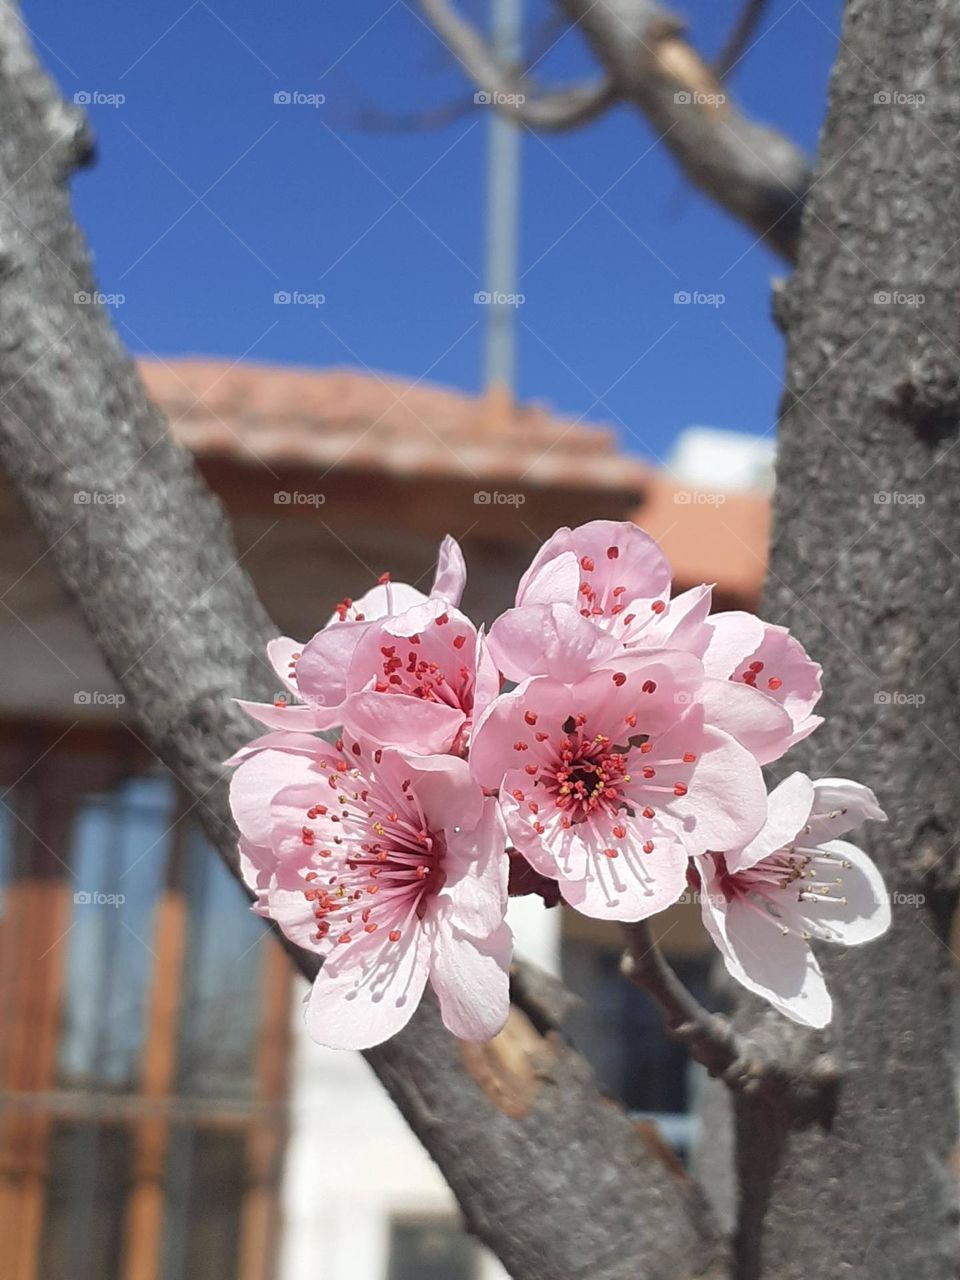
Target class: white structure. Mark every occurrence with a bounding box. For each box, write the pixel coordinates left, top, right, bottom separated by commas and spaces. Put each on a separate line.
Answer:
669, 426, 776, 494
279, 897, 562, 1280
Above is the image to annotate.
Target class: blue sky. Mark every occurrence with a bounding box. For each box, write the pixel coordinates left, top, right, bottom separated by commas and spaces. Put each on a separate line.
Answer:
28, 0, 840, 464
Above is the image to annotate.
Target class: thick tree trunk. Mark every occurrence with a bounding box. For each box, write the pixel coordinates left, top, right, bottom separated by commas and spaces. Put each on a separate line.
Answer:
735, 1, 960, 1276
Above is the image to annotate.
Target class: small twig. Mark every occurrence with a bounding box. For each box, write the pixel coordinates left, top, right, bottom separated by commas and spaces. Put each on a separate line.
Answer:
417, 0, 618, 131
621, 920, 743, 1080
621, 922, 841, 1122
714, 0, 771, 80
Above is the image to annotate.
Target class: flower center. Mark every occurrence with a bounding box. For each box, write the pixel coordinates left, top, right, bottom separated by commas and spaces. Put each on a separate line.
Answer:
373, 638, 472, 712
550, 735, 630, 821
297, 752, 447, 947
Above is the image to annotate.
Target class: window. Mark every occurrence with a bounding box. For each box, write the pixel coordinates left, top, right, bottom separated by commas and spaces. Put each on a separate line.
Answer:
387, 1216, 478, 1280
561, 907, 726, 1156
0, 739, 292, 1280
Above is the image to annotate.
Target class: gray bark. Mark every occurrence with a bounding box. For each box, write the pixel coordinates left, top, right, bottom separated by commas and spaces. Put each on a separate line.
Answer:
0, 5, 723, 1278
732, 1, 960, 1276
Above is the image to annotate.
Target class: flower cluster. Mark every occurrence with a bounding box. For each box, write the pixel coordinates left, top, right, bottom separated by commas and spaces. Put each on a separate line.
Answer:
229, 522, 890, 1048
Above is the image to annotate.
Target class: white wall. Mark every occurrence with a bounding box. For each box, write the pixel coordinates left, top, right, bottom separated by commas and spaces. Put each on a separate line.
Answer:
279, 896, 561, 1280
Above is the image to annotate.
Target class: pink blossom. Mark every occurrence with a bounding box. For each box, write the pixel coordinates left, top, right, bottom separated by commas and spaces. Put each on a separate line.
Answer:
702, 612, 823, 762
229, 730, 512, 1049
470, 622, 768, 921
491, 520, 713, 681
694, 772, 889, 1027
489, 520, 819, 766
237, 536, 490, 753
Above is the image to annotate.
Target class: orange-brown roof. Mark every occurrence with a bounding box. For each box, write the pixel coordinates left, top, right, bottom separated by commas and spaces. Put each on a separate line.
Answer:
137, 357, 769, 606
138, 359, 650, 495
635, 478, 770, 607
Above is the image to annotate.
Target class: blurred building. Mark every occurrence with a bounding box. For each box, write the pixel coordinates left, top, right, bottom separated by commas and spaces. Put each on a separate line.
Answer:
0, 360, 770, 1280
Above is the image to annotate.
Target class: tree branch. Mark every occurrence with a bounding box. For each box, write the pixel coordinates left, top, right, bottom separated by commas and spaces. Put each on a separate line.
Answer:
713, 0, 771, 80
0, 6, 726, 1278
417, 0, 617, 131
555, 0, 809, 261
733, 0, 960, 1273
621, 921, 741, 1079
621, 922, 839, 1128
416, 0, 810, 259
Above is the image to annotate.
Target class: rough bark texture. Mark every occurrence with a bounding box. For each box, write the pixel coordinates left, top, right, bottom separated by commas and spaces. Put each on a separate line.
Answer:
0, 6, 725, 1278
734, 1, 960, 1276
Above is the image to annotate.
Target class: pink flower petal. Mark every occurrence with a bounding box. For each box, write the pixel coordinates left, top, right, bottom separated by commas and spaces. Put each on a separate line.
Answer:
235, 698, 336, 732
517, 521, 672, 617
305, 925, 431, 1050
634, 584, 714, 656
431, 534, 467, 606
328, 579, 427, 627
429, 916, 512, 1041
727, 771, 815, 873
441, 796, 509, 936
295, 620, 369, 710
558, 833, 689, 922
807, 777, 886, 843
647, 718, 767, 856
487, 602, 621, 683
695, 678, 796, 767
516, 550, 580, 608
397, 752, 485, 834
702, 610, 765, 679
698, 857, 832, 1028
267, 636, 304, 695
228, 733, 329, 846
798, 839, 891, 944
341, 691, 465, 755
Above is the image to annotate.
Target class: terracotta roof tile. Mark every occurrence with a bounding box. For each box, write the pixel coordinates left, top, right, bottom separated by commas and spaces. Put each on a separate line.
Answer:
137, 357, 769, 605
138, 358, 650, 495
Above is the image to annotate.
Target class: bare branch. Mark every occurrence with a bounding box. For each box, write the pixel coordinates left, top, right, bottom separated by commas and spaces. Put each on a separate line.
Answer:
417, 0, 618, 131
0, 7, 726, 1278
622, 921, 841, 1135
621, 921, 741, 1079
350, 94, 478, 133
555, 0, 809, 261
416, 0, 809, 259
713, 0, 772, 80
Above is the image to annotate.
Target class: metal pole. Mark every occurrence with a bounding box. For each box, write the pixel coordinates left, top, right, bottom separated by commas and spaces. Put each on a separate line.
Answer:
483, 0, 522, 397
